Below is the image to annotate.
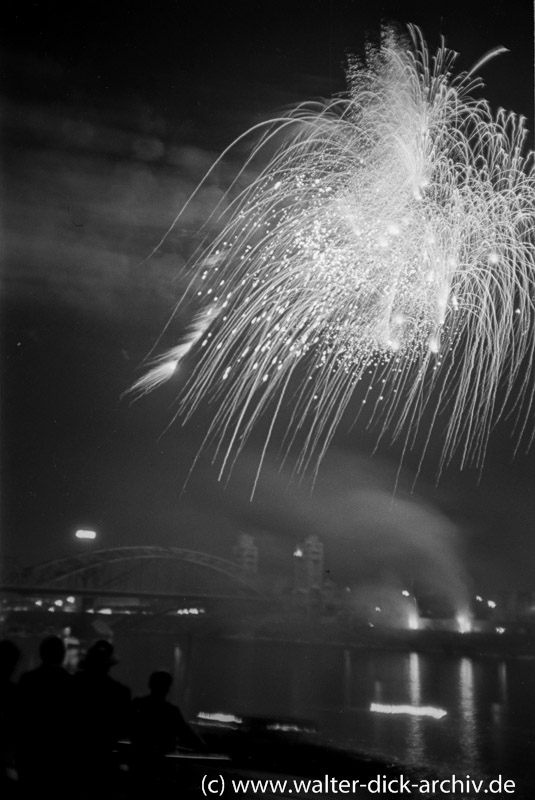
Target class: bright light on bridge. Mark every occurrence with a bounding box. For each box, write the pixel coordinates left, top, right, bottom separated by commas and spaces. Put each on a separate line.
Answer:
75, 529, 97, 540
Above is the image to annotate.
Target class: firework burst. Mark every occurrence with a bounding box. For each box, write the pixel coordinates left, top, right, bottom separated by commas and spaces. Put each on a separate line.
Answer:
134, 26, 535, 491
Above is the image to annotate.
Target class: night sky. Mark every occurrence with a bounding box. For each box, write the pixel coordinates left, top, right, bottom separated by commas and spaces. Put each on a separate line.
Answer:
2, 1, 535, 601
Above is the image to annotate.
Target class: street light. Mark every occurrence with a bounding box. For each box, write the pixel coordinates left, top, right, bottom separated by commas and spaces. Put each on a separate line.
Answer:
73, 529, 97, 614
75, 529, 97, 541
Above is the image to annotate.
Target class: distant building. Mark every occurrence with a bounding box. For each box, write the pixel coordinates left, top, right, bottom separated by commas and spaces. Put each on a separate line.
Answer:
234, 533, 259, 575
293, 535, 324, 593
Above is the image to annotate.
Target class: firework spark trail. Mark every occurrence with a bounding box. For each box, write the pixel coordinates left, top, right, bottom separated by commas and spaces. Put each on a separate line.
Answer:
134, 25, 535, 491
129, 307, 216, 397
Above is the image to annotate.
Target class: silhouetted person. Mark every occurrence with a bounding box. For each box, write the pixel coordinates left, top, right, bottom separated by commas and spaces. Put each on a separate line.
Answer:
73, 640, 131, 795
0, 640, 21, 796
129, 670, 204, 792
17, 636, 75, 798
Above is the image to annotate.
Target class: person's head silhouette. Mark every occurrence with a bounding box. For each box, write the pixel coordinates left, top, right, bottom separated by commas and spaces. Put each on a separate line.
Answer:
82, 639, 117, 675
148, 670, 173, 699
39, 635, 66, 666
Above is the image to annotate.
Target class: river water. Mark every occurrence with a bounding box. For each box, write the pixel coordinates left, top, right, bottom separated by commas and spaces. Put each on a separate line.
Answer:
185, 639, 535, 796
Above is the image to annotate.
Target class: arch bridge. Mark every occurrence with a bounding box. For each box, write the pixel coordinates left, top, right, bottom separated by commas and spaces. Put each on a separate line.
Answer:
2, 546, 259, 600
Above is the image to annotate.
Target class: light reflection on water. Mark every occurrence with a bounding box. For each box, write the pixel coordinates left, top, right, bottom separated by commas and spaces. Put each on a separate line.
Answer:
406, 652, 424, 765
459, 657, 478, 770
188, 640, 535, 795
323, 649, 535, 796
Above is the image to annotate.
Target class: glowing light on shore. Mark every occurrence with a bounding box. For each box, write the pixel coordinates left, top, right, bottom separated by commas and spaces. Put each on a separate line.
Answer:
371, 703, 447, 719
266, 723, 315, 733
408, 610, 419, 630
197, 712, 243, 726
136, 26, 535, 489
175, 607, 206, 615
457, 612, 472, 634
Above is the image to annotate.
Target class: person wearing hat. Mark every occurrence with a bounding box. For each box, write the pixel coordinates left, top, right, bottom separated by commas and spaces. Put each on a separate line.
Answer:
73, 640, 131, 795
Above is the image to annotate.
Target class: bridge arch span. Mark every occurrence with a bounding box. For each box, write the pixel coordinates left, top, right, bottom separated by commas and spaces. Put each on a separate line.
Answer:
18, 546, 259, 596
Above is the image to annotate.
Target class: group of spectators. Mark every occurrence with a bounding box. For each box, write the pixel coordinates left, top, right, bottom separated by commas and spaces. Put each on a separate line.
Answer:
0, 635, 205, 798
